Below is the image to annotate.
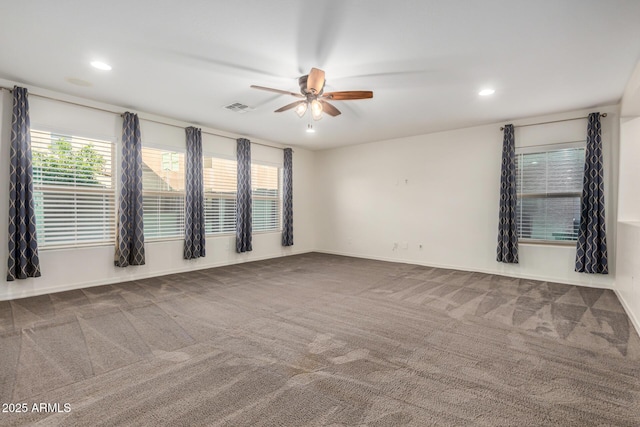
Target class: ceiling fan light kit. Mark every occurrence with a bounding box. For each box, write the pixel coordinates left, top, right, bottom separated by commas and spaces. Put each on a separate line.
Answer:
250, 67, 373, 122
295, 102, 308, 117
310, 99, 323, 120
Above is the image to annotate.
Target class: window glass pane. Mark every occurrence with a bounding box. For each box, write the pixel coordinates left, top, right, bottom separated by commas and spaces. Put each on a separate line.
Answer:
515, 145, 584, 242
204, 197, 236, 234
142, 194, 185, 239
252, 164, 279, 197
142, 147, 185, 238
546, 148, 584, 193
517, 196, 581, 241
252, 199, 280, 232
516, 152, 546, 194
251, 163, 281, 232
204, 156, 237, 234
201, 157, 282, 234
203, 157, 237, 193
32, 131, 113, 188
31, 130, 115, 247
516, 148, 584, 195
142, 148, 185, 192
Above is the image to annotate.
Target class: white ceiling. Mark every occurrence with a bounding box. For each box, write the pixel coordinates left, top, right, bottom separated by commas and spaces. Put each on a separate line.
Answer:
1, 0, 640, 150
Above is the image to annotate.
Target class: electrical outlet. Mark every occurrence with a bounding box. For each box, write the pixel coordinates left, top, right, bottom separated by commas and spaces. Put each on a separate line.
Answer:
393, 243, 398, 251
419, 244, 423, 250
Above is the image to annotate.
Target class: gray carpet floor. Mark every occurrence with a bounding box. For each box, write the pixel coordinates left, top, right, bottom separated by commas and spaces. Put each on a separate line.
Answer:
1, 253, 639, 426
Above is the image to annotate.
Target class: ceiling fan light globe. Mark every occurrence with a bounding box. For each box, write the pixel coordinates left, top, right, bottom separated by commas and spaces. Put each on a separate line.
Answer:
311, 99, 323, 121
295, 102, 308, 118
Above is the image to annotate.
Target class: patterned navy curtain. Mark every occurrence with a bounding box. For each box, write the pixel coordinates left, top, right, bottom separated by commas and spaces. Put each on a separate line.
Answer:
184, 127, 205, 259
114, 112, 145, 267
282, 148, 294, 246
575, 113, 608, 274
236, 138, 252, 253
496, 124, 519, 263
7, 86, 41, 281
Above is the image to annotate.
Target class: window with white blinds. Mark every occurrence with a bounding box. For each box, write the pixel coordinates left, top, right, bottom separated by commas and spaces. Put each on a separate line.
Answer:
202, 157, 282, 234
203, 156, 237, 234
515, 145, 585, 242
252, 163, 281, 232
31, 130, 115, 248
141, 147, 185, 239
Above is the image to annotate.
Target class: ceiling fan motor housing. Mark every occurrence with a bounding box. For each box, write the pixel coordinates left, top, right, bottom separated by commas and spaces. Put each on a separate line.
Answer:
299, 75, 323, 96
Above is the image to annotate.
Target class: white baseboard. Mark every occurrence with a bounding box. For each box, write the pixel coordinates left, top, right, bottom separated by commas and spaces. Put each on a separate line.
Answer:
315, 249, 613, 289
1, 249, 314, 301
614, 289, 640, 338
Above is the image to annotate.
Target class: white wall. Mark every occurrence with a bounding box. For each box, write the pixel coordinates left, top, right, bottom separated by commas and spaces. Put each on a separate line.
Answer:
615, 60, 640, 334
315, 106, 619, 288
615, 222, 640, 332
0, 77, 629, 306
0, 84, 316, 300
618, 117, 640, 221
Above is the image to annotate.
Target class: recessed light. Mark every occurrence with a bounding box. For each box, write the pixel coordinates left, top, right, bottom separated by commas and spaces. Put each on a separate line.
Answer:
479, 88, 495, 96
91, 61, 112, 71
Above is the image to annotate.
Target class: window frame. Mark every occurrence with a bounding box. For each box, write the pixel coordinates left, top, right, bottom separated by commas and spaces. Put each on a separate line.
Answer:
200, 155, 283, 236
30, 128, 117, 250
515, 141, 586, 246
202, 153, 237, 236
140, 144, 186, 242
251, 160, 283, 234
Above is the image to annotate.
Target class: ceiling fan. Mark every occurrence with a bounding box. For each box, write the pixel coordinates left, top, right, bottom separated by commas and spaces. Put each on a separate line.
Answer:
250, 67, 373, 120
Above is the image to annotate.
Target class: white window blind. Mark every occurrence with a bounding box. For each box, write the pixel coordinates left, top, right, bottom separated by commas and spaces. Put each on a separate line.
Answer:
141, 147, 185, 239
31, 130, 115, 248
515, 145, 585, 242
202, 158, 282, 234
203, 156, 237, 234
252, 163, 281, 232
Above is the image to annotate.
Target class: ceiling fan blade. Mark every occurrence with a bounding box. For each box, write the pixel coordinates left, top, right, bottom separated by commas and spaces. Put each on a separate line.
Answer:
274, 100, 307, 113
319, 100, 341, 117
322, 91, 373, 100
307, 68, 326, 94
250, 85, 304, 98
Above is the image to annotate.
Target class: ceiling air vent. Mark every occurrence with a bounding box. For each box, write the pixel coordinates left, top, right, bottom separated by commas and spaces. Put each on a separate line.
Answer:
223, 102, 254, 113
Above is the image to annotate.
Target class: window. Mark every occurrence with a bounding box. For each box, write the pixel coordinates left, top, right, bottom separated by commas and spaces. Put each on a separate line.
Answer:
141, 147, 185, 239
252, 163, 281, 232
202, 158, 282, 234
515, 144, 585, 242
141, 150, 281, 238
31, 130, 115, 248
203, 156, 237, 234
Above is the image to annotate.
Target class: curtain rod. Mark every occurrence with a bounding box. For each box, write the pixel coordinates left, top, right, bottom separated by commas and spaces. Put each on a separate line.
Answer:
1, 86, 122, 116
0, 86, 289, 151
124, 114, 286, 151
500, 113, 607, 131
122, 114, 235, 141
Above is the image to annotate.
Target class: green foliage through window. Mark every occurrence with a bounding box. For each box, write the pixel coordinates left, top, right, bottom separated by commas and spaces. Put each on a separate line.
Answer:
33, 137, 106, 186
30, 130, 115, 248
